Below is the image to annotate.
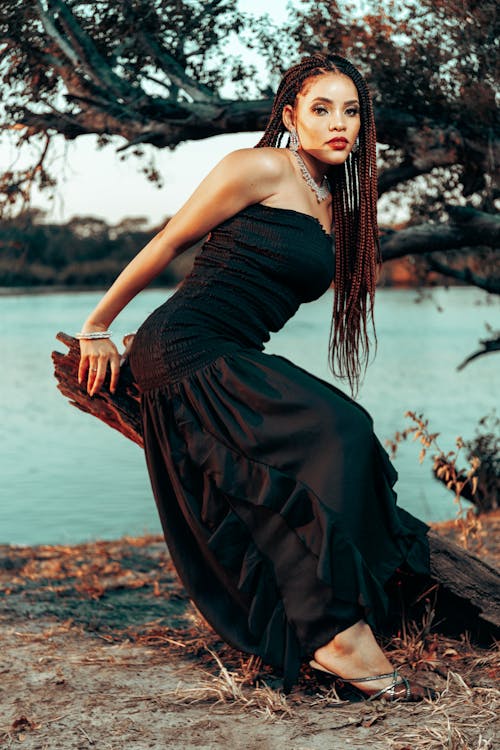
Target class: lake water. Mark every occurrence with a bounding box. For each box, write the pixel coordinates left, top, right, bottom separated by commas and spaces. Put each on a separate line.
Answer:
1, 287, 498, 545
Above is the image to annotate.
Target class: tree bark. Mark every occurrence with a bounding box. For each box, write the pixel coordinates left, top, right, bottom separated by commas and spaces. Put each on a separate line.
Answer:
52, 332, 500, 640
380, 207, 500, 263
52, 332, 143, 447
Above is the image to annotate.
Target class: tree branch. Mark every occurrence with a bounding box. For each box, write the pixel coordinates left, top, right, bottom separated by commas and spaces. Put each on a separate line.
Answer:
457, 335, 500, 371
12, 1, 500, 183
13, 3, 500, 175
35, 0, 81, 69
378, 162, 425, 195
425, 256, 500, 295
136, 30, 215, 103
375, 109, 499, 193
380, 208, 500, 264
40, 0, 138, 102
446, 205, 500, 246
14, 97, 274, 146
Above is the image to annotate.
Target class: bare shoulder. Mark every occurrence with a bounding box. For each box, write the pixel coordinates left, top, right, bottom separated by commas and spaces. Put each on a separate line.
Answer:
159, 147, 292, 255
221, 146, 290, 176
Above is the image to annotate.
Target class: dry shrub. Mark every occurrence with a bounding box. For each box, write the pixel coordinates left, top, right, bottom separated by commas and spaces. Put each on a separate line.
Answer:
386, 411, 486, 550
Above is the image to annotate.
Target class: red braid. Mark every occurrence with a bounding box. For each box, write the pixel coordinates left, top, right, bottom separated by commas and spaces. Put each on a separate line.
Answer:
255, 53, 380, 397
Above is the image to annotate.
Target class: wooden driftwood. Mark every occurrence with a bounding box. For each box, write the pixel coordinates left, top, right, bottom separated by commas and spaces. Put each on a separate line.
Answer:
52, 332, 500, 639
52, 331, 143, 447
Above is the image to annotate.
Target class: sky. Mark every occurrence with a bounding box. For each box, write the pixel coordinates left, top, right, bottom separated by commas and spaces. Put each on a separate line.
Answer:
2, 0, 294, 227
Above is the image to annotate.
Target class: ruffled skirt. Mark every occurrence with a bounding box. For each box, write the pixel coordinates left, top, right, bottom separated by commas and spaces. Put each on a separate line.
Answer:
135, 347, 430, 690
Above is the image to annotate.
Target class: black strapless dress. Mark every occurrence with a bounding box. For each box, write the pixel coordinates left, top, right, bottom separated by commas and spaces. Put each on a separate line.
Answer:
128, 203, 430, 690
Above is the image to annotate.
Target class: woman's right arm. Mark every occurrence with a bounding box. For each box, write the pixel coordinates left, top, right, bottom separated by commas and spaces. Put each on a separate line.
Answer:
78, 147, 287, 396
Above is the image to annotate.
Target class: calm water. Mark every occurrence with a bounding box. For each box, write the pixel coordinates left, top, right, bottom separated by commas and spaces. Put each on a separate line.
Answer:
0, 287, 498, 545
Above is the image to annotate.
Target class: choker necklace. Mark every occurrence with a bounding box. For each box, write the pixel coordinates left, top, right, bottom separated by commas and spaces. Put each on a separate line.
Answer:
291, 150, 330, 203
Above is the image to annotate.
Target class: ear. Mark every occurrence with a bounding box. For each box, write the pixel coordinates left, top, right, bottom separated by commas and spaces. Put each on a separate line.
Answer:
281, 103, 295, 131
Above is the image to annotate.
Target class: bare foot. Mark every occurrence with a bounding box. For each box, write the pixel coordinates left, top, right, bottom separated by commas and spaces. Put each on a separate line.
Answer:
313, 621, 394, 693
312, 620, 435, 701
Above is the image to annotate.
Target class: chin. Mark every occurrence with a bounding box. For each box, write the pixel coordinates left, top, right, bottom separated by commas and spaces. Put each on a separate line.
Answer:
326, 153, 351, 166
309, 148, 353, 167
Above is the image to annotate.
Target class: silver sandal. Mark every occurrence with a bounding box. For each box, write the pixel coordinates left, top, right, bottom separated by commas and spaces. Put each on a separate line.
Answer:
309, 659, 437, 702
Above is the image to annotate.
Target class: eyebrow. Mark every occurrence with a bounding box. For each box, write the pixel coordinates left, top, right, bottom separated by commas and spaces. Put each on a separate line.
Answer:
311, 97, 359, 105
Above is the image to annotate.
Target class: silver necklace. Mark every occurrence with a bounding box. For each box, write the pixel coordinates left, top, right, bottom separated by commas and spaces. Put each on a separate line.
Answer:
291, 150, 330, 203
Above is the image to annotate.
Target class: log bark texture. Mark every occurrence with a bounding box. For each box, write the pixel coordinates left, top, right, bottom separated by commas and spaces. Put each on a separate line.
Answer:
52, 332, 500, 638
52, 331, 143, 447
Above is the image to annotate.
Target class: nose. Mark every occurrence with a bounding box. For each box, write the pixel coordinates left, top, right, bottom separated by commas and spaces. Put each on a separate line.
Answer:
329, 110, 347, 131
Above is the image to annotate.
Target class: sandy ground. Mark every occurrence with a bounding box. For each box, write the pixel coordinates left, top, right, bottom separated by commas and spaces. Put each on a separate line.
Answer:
0, 515, 499, 750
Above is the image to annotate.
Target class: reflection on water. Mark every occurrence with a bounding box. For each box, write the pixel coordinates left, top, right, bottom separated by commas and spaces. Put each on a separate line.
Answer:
0, 286, 498, 544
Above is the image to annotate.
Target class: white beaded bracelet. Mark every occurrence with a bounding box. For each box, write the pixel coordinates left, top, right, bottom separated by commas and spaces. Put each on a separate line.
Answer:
75, 330, 113, 340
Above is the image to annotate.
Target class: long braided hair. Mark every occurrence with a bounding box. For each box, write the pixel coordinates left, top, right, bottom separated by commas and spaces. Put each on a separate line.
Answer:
255, 53, 381, 397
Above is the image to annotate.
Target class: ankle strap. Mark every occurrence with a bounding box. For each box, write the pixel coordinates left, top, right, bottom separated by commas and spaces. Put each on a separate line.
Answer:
368, 673, 411, 701
339, 669, 398, 683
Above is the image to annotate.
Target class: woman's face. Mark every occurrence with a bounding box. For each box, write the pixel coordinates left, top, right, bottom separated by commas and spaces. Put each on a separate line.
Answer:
282, 72, 361, 167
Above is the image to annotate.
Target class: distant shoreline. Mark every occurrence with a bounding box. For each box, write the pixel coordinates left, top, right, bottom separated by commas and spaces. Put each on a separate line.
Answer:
0, 280, 471, 297
0, 283, 178, 297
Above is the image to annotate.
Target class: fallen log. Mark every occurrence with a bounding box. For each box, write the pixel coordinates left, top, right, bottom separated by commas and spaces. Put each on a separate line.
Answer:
52, 331, 143, 447
52, 332, 500, 639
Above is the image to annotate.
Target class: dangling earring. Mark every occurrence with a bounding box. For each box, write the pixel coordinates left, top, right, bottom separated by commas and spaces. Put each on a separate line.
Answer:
351, 137, 359, 153
288, 127, 300, 151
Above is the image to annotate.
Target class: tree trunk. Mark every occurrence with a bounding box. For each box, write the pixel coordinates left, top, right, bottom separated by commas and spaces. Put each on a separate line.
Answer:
52, 332, 500, 639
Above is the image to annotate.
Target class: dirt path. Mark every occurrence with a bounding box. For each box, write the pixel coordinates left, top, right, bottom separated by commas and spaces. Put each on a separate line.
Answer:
1, 518, 499, 750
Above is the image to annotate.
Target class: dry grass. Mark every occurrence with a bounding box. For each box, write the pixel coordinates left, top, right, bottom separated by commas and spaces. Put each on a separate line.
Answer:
383, 671, 499, 749
138, 600, 499, 746
154, 649, 294, 719
115, 610, 500, 747
1, 530, 499, 748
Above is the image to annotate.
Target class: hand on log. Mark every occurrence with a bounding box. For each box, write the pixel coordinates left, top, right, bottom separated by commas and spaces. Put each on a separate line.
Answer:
52, 331, 143, 447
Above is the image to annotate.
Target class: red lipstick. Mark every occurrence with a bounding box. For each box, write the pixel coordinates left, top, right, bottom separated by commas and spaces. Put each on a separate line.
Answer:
327, 137, 348, 150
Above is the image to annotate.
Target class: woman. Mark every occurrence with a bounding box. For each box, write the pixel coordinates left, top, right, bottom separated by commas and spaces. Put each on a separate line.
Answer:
77, 53, 435, 701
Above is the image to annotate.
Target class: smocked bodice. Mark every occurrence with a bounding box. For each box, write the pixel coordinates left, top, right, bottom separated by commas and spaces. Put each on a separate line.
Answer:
129, 203, 335, 389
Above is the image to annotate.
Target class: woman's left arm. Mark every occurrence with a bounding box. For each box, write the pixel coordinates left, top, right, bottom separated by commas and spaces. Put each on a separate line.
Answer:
78, 147, 287, 395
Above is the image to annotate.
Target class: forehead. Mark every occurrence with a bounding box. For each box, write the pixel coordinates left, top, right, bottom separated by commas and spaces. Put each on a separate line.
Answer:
297, 72, 358, 101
